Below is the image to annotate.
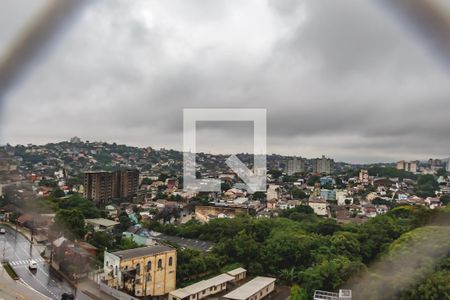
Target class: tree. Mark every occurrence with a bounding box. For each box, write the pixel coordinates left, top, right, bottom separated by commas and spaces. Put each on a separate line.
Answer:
118, 212, 132, 231
435, 168, 447, 177
307, 175, 320, 186
415, 175, 439, 198
291, 187, 307, 199
158, 173, 169, 182
290, 284, 308, 300
279, 267, 297, 284
252, 191, 266, 201
221, 182, 232, 192
53, 209, 86, 239
141, 177, 153, 185
52, 188, 66, 198
117, 236, 139, 250
89, 231, 114, 250
440, 194, 450, 205
268, 169, 282, 179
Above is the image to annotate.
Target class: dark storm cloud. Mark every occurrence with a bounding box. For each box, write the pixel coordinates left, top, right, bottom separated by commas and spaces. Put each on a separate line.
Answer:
0, 0, 449, 163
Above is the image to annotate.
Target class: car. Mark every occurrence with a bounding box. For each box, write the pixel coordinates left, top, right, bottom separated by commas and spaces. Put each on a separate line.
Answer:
28, 260, 38, 270
0, 228, 5, 234
61, 293, 75, 300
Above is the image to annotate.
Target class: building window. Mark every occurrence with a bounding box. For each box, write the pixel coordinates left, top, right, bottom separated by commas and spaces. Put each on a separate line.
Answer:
169, 257, 173, 266
136, 263, 140, 274
157, 259, 162, 269
147, 261, 152, 271
115, 266, 118, 276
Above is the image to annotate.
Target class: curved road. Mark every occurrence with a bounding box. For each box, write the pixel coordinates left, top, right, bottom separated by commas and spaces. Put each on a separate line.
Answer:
0, 225, 75, 300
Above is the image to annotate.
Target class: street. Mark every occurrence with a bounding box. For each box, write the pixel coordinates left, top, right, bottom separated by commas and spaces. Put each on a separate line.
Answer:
0, 225, 75, 300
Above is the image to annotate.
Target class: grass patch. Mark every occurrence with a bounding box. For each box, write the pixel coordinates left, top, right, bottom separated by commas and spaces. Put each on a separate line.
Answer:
2, 262, 19, 280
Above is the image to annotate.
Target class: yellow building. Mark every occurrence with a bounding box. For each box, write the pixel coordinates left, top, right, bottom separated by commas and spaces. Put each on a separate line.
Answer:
104, 245, 176, 297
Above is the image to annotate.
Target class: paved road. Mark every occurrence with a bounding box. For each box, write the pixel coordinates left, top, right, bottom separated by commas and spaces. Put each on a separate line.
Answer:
0, 225, 75, 300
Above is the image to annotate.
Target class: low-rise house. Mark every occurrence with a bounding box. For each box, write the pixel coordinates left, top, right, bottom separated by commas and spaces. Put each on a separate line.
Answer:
362, 205, 377, 218
85, 218, 119, 232
320, 177, 335, 187
223, 276, 276, 300
233, 197, 249, 206
286, 200, 301, 209
308, 198, 327, 216
169, 273, 234, 300
165, 178, 179, 189
366, 192, 379, 202
375, 205, 389, 215
277, 201, 288, 210
224, 188, 246, 199
256, 210, 272, 218
105, 204, 119, 218
266, 199, 277, 210
425, 197, 441, 209
407, 196, 426, 206
51, 236, 96, 280
76, 241, 98, 257
122, 231, 159, 247
320, 189, 336, 201
226, 267, 247, 282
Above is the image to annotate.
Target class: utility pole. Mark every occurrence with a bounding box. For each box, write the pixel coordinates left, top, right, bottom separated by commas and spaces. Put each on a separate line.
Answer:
14, 218, 17, 240
2, 242, 5, 263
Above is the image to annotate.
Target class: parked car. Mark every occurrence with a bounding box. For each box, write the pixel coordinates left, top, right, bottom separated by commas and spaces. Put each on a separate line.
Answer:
0, 227, 6, 234
28, 260, 38, 270
61, 293, 75, 300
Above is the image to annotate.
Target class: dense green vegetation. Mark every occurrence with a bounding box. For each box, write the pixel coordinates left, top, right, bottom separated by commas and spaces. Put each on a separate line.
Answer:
149, 205, 449, 299
415, 174, 440, 198
39, 194, 101, 239
368, 166, 416, 180
351, 225, 450, 299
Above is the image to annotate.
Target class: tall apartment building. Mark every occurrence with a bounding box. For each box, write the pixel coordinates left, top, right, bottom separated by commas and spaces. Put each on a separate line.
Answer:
286, 156, 305, 175
359, 169, 370, 185
396, 160, 418, 173
312, 155, 334, 174
84, 171, 114, 204
84, 169, 139, 203
428, 158, 443, 168
119, 168, 140, 198
104, 245, 177, 298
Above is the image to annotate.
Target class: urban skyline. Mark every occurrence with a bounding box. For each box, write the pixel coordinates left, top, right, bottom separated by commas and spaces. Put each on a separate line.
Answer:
1, 0, 450, 163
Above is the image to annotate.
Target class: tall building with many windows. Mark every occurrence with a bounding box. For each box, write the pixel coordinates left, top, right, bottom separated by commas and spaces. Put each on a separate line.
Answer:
83, 168, 139, 203
119, 168, 140, 199
83, 171, 114, 204
286, 156, 305, 175
312, 155, 334, 174
396, 160, 418, 173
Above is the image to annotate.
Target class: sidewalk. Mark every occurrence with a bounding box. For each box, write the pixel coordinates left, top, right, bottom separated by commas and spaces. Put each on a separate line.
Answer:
76, 278, 117, 300
0, 264, 50, 300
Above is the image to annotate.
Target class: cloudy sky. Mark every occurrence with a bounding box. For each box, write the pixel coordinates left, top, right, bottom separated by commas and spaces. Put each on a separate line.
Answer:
0, 0, 449, 163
